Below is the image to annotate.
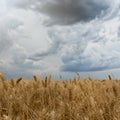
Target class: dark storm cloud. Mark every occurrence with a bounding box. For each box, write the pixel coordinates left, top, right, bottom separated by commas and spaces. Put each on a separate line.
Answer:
39, 0, 110, 25
9, 0, 110, 25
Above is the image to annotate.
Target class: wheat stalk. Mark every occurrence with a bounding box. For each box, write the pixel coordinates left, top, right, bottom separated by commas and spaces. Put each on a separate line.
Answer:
0, 72, 6, 81
108, 75, 112, 80
16, 77, 22, 85
33, 75, 38, 82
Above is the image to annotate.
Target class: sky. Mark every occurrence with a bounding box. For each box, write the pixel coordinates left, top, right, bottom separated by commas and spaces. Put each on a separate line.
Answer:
0, 0, 120, 79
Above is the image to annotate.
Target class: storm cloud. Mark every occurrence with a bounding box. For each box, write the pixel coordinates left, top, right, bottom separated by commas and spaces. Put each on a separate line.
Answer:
39, 0, 110, 25
8, 0, 111, 25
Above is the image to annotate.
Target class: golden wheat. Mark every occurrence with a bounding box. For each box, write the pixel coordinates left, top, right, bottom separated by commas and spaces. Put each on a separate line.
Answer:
0, 73, 119, 119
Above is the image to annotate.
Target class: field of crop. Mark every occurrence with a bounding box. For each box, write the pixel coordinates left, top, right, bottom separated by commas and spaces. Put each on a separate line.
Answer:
0, 73, 120, 120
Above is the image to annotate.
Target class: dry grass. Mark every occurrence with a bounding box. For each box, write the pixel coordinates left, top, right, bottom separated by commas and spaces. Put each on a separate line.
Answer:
0, 73, 120, 120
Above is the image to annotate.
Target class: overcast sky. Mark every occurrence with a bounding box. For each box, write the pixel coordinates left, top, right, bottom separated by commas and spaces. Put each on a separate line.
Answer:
0, 0, 120, 79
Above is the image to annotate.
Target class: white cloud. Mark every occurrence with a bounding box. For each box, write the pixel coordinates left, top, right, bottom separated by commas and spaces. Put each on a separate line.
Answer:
47, 15, 120, 72
0, 1, 50, 78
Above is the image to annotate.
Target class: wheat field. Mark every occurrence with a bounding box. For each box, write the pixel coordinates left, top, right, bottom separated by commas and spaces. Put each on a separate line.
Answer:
0, 73, 120, 120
